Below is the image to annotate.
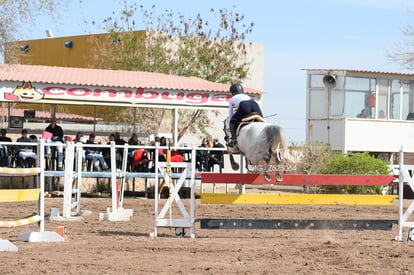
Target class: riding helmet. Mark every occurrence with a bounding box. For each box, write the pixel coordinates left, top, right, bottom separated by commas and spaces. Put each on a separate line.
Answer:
230, 83, 244, 95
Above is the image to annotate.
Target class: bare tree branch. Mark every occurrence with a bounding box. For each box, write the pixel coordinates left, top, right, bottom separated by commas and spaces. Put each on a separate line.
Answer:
87, 2, 255, 141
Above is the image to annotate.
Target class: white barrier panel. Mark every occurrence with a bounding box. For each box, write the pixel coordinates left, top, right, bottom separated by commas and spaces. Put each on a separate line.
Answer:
396, 150, 414, 241
150, 146, 197, 238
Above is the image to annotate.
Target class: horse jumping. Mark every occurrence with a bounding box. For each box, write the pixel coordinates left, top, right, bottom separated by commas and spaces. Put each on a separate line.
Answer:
225, 116, 293, 182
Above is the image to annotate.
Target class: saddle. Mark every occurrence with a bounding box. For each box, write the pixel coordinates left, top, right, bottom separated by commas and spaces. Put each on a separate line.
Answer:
236, 113, 265, 135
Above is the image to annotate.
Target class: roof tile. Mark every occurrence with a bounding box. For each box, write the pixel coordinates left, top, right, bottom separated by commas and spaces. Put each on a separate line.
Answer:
0, 64, 263, 94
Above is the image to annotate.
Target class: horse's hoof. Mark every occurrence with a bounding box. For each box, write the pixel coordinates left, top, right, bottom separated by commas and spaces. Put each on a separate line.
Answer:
264, 174, 272, 181
231, 163, 240, 170
275, 174, 283, 182
247, 164, 255, 171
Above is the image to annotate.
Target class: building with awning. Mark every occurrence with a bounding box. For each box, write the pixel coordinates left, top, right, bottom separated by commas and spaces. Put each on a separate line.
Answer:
0, 64, 263, 145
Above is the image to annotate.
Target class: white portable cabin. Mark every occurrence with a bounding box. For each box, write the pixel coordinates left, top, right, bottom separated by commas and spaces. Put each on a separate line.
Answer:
304, 69, 414, 156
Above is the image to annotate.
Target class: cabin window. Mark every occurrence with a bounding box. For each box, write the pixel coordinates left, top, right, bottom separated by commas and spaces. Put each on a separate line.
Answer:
309, 88, 327, 118
345, 77, 376, 118
402, 80, 414, 120
310, 74, 325, 88
377, 79, 389, 119
308, 74, 345, 118
391, 80, 402, 120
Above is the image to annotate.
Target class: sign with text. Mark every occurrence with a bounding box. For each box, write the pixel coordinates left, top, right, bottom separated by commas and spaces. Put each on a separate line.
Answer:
0, 81, 261, 109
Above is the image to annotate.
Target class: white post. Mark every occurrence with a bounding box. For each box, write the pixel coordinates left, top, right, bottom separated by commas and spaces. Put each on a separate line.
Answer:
174, 108, 178, 147
75, 143, 83, 215
119, 143, 129, 208
152, 145, 160, 237
39, 138, 45, 232
190, 146, 196, 238
62, 142, 74, 218
397, 148, 404, 241
239, 155, 246, 194
98, 141, 133, 221
110, 141, 117, 212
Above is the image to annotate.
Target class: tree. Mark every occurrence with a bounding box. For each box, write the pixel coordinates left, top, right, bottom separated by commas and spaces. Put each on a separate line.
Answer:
88, 2, 254, 141
295, 141, 332, 175
0, 0, 69, 62
387, 14, 414, 69
1, 0, 74, 126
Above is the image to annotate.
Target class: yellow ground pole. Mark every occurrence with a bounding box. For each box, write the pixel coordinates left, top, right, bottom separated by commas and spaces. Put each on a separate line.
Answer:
0, 215, 42, 228
199, 193, 397, 206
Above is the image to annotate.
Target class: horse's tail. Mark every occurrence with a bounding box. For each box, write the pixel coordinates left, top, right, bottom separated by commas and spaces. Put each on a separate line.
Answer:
264, 125, 285, 162
265, 125, 297, 164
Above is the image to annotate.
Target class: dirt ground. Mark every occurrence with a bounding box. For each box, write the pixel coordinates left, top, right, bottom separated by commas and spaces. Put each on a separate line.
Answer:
1, 193, 414, 274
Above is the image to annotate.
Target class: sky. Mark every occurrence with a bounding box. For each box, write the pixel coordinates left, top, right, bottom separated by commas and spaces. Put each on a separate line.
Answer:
17, 0, 414, 143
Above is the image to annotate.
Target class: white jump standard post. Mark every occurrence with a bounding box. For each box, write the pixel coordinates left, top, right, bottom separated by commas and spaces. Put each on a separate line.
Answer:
99, 141, 133, 221
150, 146, 197, 238
18, 139, 64, 242
59, 141, 83, 220
56, 141, 84, 221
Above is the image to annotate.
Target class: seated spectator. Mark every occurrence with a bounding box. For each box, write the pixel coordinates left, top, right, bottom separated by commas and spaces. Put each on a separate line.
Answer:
128, 133, 140, 157
114, 132, 126, 168
196, 138, 210, 172
147, 139, 157, 172
171, 150, 184, 162
115, 132, 126, 145
0, 128, 12, 142
357, 108, 368, 118
16, 129, 37, 168
103, 133, 115, 168
208, 137, 225, 172
147, 136, 167, 171
29, 134, 38, 154
132, 148, 150, 172
148, 136, 167, 163
128, 133, 140, 171
128, 133, 139, 146
84, 133, 109, 171
0, 128, 12, 167
29, 134, 38, 144
170, 149, 184, 173
44, 117, 64, 170
73, 131, 86, 168
73, 131, 86, 143
157, 136, 167, 161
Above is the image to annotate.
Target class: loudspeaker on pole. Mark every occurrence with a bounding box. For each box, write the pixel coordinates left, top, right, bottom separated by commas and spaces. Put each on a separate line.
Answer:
323, 74, 336, 89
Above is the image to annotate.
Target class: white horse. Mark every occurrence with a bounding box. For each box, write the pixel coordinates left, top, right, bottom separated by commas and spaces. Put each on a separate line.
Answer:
225, 119, 292, 181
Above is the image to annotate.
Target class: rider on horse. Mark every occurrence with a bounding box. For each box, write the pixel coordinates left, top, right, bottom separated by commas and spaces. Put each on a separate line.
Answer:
227, 83, 264, 147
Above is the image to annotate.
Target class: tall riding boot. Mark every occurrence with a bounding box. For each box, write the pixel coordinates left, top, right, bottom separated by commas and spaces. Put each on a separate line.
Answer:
229, 121, 238, 146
